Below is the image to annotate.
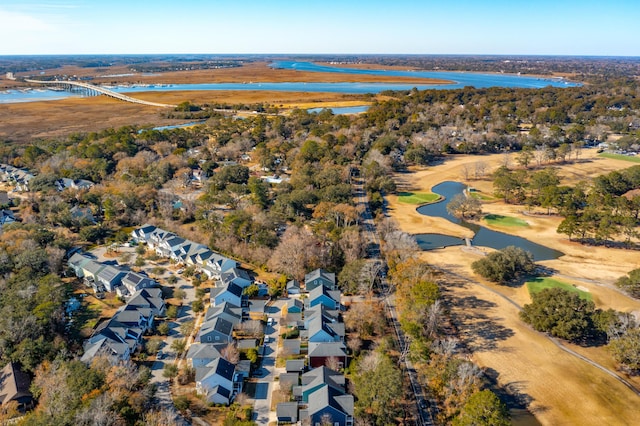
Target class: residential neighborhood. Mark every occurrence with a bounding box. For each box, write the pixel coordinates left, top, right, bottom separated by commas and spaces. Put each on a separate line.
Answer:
70, 224, 358, 424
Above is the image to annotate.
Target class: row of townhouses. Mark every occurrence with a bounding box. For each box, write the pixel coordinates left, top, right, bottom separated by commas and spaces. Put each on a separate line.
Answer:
132, 225, 254, 405
0, 164, 34, 192
0, 164, 95, 193
68, 252, 158, 297
81, 288, 165, 364
131, 224, 237, 280
187, 301, 249, 405
277, 269, 353, 426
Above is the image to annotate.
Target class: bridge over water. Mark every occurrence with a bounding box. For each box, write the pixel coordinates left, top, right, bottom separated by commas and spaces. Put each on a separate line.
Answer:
24, 79, 175, 108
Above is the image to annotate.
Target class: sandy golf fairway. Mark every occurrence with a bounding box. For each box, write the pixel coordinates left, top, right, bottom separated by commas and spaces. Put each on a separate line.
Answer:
387, 149, 640, 425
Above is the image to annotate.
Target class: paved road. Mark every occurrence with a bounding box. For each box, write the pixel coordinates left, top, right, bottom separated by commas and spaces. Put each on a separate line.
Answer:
252, 300, 285, 425
91, 246, 196, 424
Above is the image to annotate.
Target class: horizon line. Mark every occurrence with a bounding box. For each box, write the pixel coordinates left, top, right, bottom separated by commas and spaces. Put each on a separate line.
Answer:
1, 53, 640, 59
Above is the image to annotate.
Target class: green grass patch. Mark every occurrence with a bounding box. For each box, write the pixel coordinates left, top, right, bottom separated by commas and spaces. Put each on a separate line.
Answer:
469, 191, 495, 201
397, 192, 440, 204
483, 214, 529, 227
599, 152, 640, 163
526, 277, 592, 301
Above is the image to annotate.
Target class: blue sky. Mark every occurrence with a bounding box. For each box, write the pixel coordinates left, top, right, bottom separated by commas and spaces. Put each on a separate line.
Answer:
1, 0, 639, 56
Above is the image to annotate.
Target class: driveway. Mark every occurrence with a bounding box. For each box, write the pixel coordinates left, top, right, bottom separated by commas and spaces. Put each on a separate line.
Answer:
252, 299, 286, 425
90, 244, 198, 423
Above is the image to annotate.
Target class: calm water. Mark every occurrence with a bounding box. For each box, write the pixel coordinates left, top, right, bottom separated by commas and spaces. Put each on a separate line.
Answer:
1, 62, 579, 104
271, 61, 580, 89
307, 105, 369, 114
415, 181, 563, 261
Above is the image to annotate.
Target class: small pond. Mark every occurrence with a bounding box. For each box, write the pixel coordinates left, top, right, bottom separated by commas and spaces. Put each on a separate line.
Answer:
414, 181, 563, 261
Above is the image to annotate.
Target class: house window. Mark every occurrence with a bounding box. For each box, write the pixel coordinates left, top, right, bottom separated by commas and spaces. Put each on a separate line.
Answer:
215, 336, 220, 341
207, 336, 211, 342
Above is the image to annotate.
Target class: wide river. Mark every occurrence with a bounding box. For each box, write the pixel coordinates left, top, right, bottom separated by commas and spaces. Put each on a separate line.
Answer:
0, 61, 579, 104
415, 181, 564, 261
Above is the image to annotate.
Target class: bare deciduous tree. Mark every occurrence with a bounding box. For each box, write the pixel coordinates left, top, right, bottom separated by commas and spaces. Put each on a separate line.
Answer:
358, 350, 382, 373
325, 356, 342, 371
432, 338, 459, 359
474, 161, 487, 179
338, 227, 364, 263
424, 299, 443, 339
221, 342, 240, 364
143, 409, 180, 426
347, 336, 363, 356
268, 226, 320, 281
74, 393, 121, 426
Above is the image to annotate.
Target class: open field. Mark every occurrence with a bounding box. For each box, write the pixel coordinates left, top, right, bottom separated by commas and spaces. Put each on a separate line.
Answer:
483, 214, 529, 227
397, 191, 440, 204
4, 61, 451, 88
526, 277, 592, 301
1, 60, 450, 142
0, 90, 364, 142
599, 152, 640, 163
438, 266, 640, 426
387, 149, 640, 425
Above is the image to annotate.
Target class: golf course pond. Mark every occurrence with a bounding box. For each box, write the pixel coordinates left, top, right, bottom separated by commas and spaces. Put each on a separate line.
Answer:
414, 181, 564, 261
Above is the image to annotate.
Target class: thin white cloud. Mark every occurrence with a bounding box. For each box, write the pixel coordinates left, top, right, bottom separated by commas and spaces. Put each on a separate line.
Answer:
0, 9, 54, 33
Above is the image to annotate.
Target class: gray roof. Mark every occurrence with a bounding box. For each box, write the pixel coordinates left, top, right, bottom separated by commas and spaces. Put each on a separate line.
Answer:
276, 402, 299, 422
307, 385, 354, 418
200, 316, 234, 339
278, 373, 300, 390
308, 342, 347, 358
127, 288, 164, 315
221, 267, 252, 285
308, 285, 341, 303
112, 308, 144, 325
307, 314, 340, 342
83, 259, 105, 276
68, 252, 92, 268
282, 339, 301, 355
287, 279, 300, 289
305, 268, 335, 287
187, 343, 225, 360
301, 366, 345, 390
97, 265, 124, 283
205, 302, 242, 324
286, 359, 305, 373
286, 298, 304, 311
208, 357, 235, 381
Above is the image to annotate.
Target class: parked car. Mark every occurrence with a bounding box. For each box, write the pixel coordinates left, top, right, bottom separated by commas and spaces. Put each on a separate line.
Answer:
267, 317, 274, 326
157, 350, 165, 360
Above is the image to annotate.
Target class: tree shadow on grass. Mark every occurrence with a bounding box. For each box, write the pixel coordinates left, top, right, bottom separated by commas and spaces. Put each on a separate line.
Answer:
484, 367, 546, 418
446, 295, 515, 352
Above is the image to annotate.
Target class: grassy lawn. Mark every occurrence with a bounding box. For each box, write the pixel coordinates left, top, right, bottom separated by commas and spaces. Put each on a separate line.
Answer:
526, 277, 592, 301
469, 191, 495, 201
397, 191, 440, 204
483, 214, 529, 227
598, 152, 640, 163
